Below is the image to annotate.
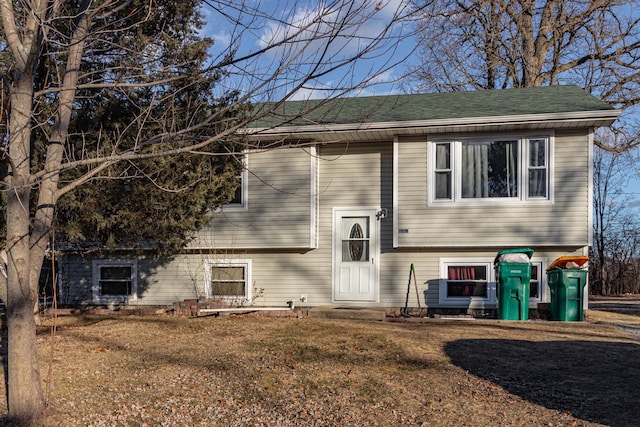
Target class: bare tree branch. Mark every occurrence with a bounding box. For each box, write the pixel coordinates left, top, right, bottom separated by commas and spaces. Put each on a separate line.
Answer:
409, 0, 640, 151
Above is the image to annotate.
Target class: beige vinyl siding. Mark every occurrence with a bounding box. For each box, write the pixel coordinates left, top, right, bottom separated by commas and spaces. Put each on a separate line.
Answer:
191, 141, 394, 307
58, 255, 206, 305
190, 147, 315, 249
144, 253, 328, 307
244, 253, 330, 306
395, 129, 591, 248
318, 143, 389, 206
132, 256, 207, 304
59, 253, 324, 307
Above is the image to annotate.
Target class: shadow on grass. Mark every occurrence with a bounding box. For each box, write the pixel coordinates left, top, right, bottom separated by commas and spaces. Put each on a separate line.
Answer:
445, 338, 640, 427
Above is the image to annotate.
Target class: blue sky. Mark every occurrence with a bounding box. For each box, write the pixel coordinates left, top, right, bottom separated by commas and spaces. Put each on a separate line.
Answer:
200, 0, 418, 101
625, 158, 640, 209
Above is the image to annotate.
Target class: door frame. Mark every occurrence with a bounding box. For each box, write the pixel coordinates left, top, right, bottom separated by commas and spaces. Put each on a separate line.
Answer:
332, 207, 380, 303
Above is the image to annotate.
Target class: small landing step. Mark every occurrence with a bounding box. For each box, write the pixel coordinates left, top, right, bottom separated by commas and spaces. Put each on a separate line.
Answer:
307, 306, 387, 321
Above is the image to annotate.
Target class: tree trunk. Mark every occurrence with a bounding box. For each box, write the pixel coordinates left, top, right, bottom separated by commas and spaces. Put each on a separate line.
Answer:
6, 281, 44, 422
4, 68, 45, 424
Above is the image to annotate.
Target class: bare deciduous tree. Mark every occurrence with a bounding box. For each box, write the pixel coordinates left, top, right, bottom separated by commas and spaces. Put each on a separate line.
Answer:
0, 0, 418, 422
592, 142, 640, 295
408, 0, 640, 151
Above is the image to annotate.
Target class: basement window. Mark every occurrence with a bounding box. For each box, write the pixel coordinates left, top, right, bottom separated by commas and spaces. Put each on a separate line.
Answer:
438, 257, 547, 307
92, 260, 137, 303
204, 259, 252, 302
439, 259, 494, 307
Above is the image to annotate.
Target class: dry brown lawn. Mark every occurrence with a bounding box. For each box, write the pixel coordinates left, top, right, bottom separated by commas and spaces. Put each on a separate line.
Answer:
2, 302, 640, 426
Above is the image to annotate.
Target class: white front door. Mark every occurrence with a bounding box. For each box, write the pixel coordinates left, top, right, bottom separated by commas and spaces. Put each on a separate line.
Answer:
333, 208, 379, 302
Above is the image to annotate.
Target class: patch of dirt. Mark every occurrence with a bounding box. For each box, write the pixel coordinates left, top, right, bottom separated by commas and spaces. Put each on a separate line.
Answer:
2, 304, 640, 426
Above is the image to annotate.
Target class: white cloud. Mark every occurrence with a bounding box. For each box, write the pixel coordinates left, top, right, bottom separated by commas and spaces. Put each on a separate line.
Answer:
210, 31, 232, 49
257, 0, 408, 59
289, 86, 330, 101
201, 0, 414, 101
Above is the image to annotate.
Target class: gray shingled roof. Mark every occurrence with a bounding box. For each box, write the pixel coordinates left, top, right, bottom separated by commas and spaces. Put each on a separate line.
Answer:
251, 85, 615, 129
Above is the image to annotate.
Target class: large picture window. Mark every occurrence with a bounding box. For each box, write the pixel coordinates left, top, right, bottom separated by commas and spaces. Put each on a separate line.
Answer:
431, 136, 550, 203
461, 140, 518, 198
92, 260, 137, 303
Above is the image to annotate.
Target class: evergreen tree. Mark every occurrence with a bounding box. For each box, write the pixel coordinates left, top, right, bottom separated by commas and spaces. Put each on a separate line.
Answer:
2, 0, 244, 254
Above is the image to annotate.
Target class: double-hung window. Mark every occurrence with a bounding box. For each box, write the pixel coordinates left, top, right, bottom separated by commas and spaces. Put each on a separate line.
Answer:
527, 138, 548, 198
431, 136, 550, 203
529, 262, 545, 301
92, 260, 137, 303
204, 259, 252, 302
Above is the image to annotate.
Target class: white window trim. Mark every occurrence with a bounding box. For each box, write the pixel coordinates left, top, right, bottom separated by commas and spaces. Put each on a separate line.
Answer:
438, 256, 548, 307
91, 260, 137, 304
428, 132, 554, 206
529, 257, 549, 303
310, 145, 318, 248
204, 259, 252, 303
223, 152, 248, 211
525, 137, 550, 201
439, 258, 496, 308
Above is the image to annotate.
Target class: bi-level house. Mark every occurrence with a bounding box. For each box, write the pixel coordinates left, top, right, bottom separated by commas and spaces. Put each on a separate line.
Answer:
59, 86, 619, 315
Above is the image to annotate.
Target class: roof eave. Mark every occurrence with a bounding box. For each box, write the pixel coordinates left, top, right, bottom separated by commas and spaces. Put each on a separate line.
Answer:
246, 110, 621, 141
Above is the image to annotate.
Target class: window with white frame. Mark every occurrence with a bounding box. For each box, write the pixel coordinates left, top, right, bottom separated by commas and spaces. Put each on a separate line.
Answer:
204, 259, 251, 301
440, 260, 493, 305
431, 136, 550, 203
527, 139, 548, 198
92, 260, 137, 303
224, 153, 248, 210
529, 262, 544, 301
439, 258, 546, 306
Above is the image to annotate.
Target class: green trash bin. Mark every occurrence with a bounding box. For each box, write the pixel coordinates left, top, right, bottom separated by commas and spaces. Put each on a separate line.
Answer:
547, 256, 589, 321
494, 248, 534, 320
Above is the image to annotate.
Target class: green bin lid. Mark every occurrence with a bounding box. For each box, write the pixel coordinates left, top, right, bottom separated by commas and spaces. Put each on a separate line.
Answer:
493, 247, 534, 265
